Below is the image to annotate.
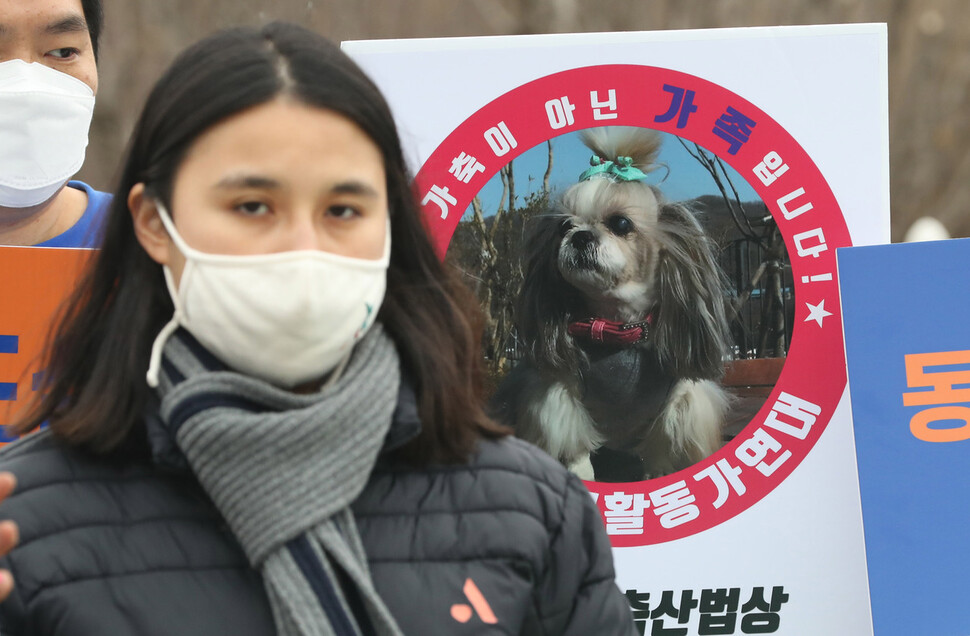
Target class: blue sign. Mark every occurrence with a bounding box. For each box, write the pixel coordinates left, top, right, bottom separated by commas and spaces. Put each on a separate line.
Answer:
839, 238, 970, 636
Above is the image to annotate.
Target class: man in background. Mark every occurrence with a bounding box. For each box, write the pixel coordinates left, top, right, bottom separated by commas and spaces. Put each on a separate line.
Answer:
0, 0, 108, 247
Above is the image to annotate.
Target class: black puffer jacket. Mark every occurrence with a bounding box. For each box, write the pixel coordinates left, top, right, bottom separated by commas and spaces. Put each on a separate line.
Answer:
0, 393, 636, 635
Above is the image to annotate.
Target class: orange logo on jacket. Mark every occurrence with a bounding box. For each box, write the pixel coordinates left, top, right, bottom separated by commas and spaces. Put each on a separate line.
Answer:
450, 578, 498, 625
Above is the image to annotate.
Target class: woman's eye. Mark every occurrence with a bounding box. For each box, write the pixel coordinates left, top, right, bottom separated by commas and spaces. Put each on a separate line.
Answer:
235, 201, 270, 216
328, 205, 359, 219
46, 48, 80, 60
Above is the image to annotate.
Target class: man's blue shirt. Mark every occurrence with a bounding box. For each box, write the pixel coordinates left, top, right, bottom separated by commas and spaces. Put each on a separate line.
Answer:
34, 181, 110, 248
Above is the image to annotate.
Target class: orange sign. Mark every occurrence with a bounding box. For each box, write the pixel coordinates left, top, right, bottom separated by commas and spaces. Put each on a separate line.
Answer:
0, 246, 94, 432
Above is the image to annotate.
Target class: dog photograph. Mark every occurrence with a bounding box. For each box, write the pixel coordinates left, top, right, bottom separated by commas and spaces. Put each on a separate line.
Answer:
445, 125, 795, 482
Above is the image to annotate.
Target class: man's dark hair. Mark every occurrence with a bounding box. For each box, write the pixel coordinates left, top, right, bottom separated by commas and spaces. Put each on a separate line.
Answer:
80, 0, 103, 59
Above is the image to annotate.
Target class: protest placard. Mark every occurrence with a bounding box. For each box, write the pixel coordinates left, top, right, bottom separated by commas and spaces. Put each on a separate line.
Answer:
346, 25, 888, 633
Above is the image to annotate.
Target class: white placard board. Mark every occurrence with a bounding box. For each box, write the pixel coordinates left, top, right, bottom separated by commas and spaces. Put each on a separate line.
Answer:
345, 25, 887, 635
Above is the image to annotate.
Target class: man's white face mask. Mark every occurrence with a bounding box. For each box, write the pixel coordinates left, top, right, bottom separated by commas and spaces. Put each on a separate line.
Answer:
0, 60, 96, 208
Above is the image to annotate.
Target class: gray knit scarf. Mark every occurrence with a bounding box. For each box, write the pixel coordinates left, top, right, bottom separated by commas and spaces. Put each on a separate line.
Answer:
152, 325, 405, 636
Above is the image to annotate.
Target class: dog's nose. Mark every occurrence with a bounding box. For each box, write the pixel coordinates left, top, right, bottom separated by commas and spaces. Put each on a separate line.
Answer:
571, 230, 595, 251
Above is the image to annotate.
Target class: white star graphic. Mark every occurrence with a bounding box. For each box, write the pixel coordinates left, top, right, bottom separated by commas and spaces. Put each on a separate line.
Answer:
804, 299, 833, 327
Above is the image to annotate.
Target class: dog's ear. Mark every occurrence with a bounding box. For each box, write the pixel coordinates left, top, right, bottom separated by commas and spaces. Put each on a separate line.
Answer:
517, 213, 585, 379
653, 202, 731, 380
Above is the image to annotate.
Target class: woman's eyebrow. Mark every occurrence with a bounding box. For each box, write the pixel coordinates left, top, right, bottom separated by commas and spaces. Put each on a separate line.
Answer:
214, 174, 282, 190
331, 181, 380, 198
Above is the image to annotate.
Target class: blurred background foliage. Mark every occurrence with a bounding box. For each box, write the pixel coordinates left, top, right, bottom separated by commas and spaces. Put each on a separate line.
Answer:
83, 0, 969, 241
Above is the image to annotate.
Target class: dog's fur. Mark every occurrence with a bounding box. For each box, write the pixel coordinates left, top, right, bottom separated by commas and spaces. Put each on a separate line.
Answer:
492, 126, 733, 481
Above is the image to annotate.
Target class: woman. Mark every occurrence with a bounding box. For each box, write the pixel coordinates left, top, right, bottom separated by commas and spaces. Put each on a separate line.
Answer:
0, 22, 636, 636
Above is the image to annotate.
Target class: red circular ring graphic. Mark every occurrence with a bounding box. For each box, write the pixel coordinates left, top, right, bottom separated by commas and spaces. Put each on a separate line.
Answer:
414, 64, 851, 546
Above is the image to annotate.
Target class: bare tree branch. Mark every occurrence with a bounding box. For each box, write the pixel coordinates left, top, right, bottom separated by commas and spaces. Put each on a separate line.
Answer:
542, 140, 553, 195
677, 138, 759, 242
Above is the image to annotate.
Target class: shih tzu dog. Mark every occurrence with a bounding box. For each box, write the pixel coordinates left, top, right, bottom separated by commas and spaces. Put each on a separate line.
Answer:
492, 126, 733, 482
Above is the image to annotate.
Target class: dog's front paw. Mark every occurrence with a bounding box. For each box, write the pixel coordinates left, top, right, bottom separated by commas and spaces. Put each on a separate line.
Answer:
567, 454, 596, 481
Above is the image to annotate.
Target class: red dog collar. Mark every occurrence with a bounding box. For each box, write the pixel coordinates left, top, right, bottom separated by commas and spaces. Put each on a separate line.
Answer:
567, 316, 652, 346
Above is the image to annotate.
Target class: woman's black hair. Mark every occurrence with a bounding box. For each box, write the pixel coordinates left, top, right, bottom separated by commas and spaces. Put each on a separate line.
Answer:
15, 22, 507, 462
80, 0, 103, 59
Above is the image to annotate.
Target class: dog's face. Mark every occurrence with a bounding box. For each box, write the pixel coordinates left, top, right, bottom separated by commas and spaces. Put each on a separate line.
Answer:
555, 178, 662, 321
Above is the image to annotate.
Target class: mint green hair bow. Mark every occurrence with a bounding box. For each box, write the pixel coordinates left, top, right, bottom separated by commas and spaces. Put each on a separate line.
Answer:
578, 155, 648, 182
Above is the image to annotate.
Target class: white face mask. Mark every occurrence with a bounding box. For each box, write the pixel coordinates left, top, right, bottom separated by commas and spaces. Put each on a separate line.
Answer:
0, 60, 96, 208
146, 202, 390, 389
